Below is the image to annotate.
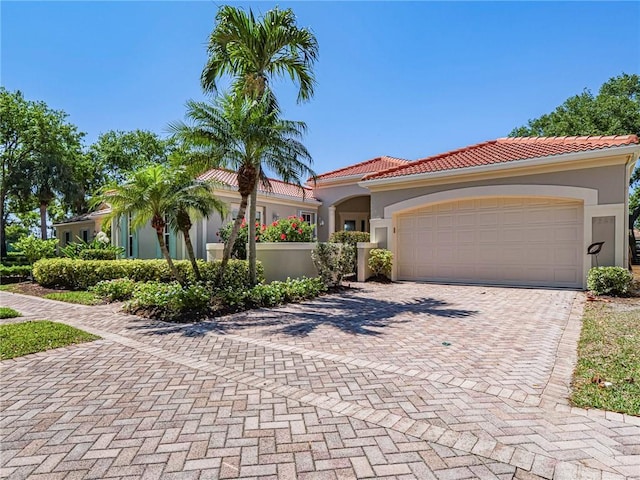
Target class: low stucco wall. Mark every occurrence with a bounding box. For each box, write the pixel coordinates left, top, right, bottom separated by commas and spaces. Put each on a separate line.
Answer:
206, 242, 318, 282
256, 243, 318, 282
356, 242, 379, 282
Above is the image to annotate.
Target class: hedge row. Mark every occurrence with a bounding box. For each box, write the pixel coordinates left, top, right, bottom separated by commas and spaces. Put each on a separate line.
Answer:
33, 258, 263, 290
0, 264, 31, 278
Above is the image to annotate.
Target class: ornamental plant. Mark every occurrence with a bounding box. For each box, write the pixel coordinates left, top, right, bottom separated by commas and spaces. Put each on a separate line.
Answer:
311, 242, 355, 288
587, 266, 634, 296
261, 216, 314, 242
368, 248, 393, 279
217, 220, 264, 259
13, 235, 58, 265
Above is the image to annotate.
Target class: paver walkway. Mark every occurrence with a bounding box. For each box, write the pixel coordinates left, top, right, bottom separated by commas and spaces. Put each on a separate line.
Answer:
1, 283, 639, 480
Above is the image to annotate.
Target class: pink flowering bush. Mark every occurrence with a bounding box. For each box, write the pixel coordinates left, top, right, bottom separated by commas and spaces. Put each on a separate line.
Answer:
261, 216, 314, 242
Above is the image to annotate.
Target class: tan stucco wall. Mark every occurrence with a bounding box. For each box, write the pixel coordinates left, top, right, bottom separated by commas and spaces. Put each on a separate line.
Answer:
313, 183, 370, 241
370, 165, 626, 217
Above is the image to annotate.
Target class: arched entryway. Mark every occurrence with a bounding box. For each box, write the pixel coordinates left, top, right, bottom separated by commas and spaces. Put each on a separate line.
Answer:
330, 195, 371, 235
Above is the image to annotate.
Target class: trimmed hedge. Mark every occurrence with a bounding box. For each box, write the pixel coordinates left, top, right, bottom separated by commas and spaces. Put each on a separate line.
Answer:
0, 264, 31, 278
124, 282, 211, 322
33, 258, 263, 290
329, 231, 370, 245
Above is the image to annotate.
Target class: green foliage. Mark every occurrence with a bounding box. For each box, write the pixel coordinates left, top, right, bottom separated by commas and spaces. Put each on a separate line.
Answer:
43, 291, 101, 305
0, 307, 21, 319
328, 231, 369, 274
199, 259, 263, 290
261, 216, 314, 242
329, 231, 370, 245
0, 264, 31, 278
217, 220, 254, 260
587, 267, 633, 296
13, 235, 58, 264
311, 242, 355, 288
124, 282, 211, 322
0, 320, 99, 360
90, 278, 137, 302
368, 249, 393, 279
218, 277, 326, 311
60, 233, 123, 260
33, 258, 260, 290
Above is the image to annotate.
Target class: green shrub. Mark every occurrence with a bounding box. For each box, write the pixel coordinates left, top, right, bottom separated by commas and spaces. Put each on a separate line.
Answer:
329, 231, 370, 245
217, 220, 256, 260
33, 258, 261, 290
0, 264, 31, 278
261, 216, 314, 242
311, 243, 355, 288
13, 235, 58, 265
328, 231, 370, 273
61, 234, 123, 260
368, 248, 393, 279
218, 277, 326, 311
78, 249, 118, 260
124, 282, 211, 322
91, 278, 137, 302
587, 267, 633, 296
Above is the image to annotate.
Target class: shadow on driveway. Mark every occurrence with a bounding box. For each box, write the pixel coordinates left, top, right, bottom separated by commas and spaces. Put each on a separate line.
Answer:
127, 289, 477, 339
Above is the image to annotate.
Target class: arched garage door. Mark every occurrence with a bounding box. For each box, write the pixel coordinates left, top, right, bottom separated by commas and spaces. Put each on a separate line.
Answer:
396, 197, 583, 288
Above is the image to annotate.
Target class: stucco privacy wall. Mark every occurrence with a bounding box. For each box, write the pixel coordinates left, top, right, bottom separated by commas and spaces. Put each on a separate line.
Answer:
314, 183, 370, 241
370, 164, 625, 217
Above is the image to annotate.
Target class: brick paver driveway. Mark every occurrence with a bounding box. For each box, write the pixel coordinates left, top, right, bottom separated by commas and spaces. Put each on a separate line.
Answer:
1, 283, 639, 480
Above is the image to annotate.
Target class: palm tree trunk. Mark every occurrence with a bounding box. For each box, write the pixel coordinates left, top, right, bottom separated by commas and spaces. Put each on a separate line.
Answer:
155, 229, 184, 286
219, 194, 249, 284
248, 169, 260, 286
39, 201, 48, 240
182, 227, 201, 281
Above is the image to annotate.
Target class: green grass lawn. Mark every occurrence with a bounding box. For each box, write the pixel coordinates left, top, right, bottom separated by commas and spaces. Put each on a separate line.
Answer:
0, 320, 99, 360
0, 284, 17, 292
43, 291, 101, 305
0, 307, 22, 319
571, 302, 640, 416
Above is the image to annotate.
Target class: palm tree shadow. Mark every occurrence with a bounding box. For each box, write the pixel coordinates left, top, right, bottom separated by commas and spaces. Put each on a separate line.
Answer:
127, 291, 476, 339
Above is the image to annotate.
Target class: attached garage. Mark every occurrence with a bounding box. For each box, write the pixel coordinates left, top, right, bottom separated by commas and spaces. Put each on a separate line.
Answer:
363, 136, 640, 289
396, 197, 583, 288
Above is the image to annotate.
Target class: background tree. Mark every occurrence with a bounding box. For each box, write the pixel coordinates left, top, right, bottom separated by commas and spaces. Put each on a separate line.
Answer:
201, 5, 318, 284
510, 73, 640, 219
0, 88, 85, 254
169, 94, 314, 284
88, 129, 173, 184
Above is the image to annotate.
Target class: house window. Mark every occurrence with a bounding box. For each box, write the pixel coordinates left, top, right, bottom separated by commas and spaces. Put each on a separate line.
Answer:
64, 231, 71, 245
299, 211, 316, 225
164, 215, 170, 255
344, 220, 356, 231
81, 229, 89, 243
127, 214, 133, 257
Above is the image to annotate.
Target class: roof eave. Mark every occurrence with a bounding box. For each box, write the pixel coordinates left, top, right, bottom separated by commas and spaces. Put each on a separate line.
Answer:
360, 143, 640, 188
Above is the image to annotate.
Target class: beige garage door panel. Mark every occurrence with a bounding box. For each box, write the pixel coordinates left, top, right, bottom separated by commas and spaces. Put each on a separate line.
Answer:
396, 198, 583, 288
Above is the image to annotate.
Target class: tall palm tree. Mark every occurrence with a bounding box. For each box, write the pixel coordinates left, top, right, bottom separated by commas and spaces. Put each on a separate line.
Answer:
169, 94, 315, 285
201, 5, 318, 285
168, 170, 227, 281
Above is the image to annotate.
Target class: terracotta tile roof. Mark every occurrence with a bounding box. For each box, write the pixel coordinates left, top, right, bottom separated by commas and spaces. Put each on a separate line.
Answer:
363, 135, 640, 181
315, 156, 409, 180
198, 168, 316, 201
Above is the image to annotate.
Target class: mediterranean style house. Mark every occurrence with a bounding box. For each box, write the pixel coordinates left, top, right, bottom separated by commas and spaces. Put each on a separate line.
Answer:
54, 135, 640, 288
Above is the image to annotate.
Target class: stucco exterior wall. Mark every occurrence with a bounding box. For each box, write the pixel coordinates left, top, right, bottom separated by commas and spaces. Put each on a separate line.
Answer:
313, 183, 370, 241
55, 221, 96, 247
370, 165, 626, 217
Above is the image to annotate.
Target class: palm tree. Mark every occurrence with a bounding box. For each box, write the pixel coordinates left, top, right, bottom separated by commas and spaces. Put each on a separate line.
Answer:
201, 5, 318, 285
169, 94, 315, 285
168, 170, 226, 281
99, 165, 184, 284
201, 6, 318, 103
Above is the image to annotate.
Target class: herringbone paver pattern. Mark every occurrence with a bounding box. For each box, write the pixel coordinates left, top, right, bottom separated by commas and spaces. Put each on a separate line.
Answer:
2, 283, 639, 480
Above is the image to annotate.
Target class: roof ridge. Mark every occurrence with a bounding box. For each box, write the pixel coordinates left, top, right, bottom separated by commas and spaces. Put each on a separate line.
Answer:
316, 155, 409, 179
498, 134, 639, 144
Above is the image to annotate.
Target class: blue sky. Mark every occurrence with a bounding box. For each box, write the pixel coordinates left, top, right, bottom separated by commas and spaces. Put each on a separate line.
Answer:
2, 1, 639, 175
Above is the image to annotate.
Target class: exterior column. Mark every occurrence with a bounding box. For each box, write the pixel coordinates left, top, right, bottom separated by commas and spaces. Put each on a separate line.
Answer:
328, 206, 336, 236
